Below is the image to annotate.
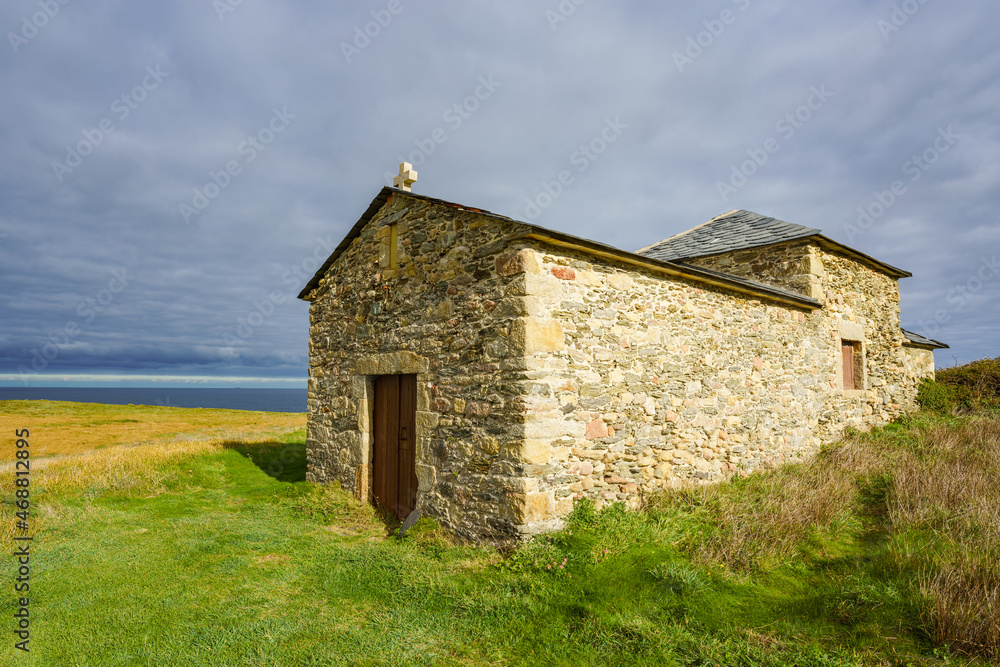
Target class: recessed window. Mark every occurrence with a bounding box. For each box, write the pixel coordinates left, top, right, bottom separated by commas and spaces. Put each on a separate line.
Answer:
842, 340, 863, 390
389, 223, 399, 269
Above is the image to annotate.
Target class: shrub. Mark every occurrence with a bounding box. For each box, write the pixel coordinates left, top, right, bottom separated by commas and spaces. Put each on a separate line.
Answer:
917, 379, 953, 412
936, 356, 1000, 411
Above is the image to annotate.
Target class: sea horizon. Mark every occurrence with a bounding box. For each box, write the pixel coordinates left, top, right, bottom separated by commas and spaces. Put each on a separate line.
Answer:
0, 386, 307, 413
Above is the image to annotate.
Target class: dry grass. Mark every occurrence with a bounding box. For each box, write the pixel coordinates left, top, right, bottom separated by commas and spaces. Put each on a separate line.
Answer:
0, 436, 231, 543
0, 399, 305, 460
652, 452, 869, 569
895, 419, 1000, 662
920, 557, 1000, 662
1, 401, 305, 545
653, 414, 1000, 661
889, 419, 1000, 553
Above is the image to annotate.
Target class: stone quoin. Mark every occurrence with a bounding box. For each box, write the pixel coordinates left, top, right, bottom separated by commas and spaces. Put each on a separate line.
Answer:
298, 179, 947, 543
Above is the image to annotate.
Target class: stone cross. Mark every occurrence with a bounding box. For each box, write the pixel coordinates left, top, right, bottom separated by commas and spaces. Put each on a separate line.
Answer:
393, 162, 418, 191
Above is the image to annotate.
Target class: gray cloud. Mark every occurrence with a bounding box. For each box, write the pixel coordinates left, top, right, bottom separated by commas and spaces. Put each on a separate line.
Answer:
1, 0, 998, 386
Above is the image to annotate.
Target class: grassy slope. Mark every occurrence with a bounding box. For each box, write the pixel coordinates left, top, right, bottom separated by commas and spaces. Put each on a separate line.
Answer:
3, 404, 997, 666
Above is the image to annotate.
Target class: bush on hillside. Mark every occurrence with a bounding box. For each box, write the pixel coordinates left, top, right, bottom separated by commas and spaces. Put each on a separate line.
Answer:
917, 379, 954, 412
935, 356, 1000, 411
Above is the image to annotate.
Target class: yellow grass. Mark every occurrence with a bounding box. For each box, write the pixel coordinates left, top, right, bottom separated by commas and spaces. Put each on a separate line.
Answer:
1, 424, 305, 543
0, 399, 305, 460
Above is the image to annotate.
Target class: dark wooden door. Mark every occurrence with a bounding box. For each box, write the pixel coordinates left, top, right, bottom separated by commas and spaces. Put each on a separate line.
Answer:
373, 374, 418, 520
842, 343, 855, 390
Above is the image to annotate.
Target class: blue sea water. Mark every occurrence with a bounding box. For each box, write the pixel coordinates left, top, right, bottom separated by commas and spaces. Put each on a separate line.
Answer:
0, 387, 306, 413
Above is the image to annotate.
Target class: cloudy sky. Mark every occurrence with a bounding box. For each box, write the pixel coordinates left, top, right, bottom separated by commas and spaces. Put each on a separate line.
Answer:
1, 0, 997, 388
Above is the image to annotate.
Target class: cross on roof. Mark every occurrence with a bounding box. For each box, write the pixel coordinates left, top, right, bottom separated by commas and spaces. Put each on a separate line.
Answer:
393, 162, 418, 191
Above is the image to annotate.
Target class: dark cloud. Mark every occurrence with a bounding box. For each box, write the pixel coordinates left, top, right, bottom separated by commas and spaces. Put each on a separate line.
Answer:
1, 0, 998, 386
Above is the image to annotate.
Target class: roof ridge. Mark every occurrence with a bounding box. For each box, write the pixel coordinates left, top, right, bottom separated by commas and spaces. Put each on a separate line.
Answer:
634, 209, 744, 254
637, 209, 821, 263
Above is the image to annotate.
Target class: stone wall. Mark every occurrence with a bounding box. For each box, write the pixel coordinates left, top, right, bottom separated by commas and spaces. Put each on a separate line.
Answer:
686, 241, 823, 299
903, 346, 938, 383
306, 193, 536, 542
509, 240, 936, 533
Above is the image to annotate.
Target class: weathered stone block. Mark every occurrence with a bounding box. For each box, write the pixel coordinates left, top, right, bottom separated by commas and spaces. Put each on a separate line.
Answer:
510, 317, 565, 355
607, 273, 634, 290
585, 418, 609, 440
525, 491, 555, 522
496, 250, 538, 277
520, 439, 553, 465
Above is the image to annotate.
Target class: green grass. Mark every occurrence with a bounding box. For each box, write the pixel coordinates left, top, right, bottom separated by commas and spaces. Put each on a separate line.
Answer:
3, 409, 997, 665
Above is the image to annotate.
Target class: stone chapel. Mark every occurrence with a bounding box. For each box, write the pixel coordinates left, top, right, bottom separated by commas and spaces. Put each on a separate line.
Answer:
298, 166, 947, 541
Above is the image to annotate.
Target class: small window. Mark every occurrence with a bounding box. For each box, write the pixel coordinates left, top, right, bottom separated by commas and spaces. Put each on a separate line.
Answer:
389, 223, 399, 269
842, 341, 863, 390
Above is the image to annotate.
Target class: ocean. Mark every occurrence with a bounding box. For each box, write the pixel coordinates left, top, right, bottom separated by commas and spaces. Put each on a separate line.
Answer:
0, 387, 307, 413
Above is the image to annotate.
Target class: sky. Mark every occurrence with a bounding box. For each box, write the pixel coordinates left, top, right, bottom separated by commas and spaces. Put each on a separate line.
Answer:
1, 0, 997, 388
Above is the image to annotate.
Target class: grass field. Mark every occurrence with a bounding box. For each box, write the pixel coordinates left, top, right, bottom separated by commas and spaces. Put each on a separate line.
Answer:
0, 400, 306, 459
2, 402, 997, 665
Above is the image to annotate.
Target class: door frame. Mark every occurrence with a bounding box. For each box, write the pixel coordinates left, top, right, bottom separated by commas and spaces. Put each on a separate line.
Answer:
351, 351, 431, 514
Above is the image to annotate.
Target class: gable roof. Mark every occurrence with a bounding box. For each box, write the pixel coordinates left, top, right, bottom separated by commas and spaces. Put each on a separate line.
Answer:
297, 188, 821, 309
297, 187, 519, 301
637, 209, 912, 279
901, 328, 950, 350
638, 210, 820, 262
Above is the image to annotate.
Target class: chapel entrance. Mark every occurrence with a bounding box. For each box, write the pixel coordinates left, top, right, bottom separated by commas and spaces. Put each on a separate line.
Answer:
372, 374, 418, 520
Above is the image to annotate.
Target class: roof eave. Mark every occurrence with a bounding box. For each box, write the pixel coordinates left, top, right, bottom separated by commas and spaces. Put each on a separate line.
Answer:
900, 328, 950, 350
297, 187, 394, 301
903, 342, 950, 350
519, 229, 822, 310
298, 187, 524, 301
664, 234, 913, 279
299, 188, 822, 309
812, 235, 912, 279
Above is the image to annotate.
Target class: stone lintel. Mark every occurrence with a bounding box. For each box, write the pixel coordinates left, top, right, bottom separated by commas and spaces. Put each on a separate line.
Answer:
837, 319, 866, 342
355, 351, 430, 375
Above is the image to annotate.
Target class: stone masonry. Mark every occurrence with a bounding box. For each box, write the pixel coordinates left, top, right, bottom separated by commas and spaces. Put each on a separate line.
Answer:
300, 188, 944, 542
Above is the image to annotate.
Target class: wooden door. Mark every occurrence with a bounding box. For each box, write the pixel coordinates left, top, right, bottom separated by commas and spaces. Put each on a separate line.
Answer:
842, 343, 855, 390
372, 374, 418, 520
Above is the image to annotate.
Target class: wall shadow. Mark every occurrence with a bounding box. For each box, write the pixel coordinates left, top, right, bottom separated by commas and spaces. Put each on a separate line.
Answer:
221, 441, 307, 483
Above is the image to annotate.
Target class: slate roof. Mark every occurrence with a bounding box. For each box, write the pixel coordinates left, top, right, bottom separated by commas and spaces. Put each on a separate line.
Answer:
901, 328, 950, 349
638, 210, 820, 262
637, 209, 911, 278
